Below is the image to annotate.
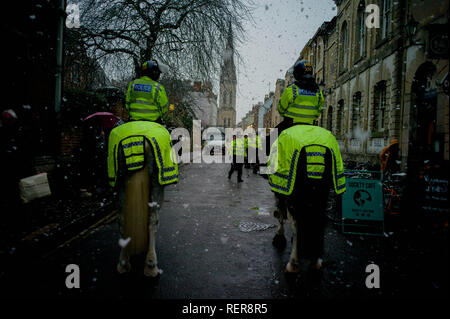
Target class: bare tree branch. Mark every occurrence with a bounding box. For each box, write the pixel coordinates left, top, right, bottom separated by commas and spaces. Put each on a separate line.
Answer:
78, 0, 254, 82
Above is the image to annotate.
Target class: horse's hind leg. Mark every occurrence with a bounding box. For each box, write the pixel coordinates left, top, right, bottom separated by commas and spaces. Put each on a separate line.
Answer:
117, 187, 131, 274
143, 144, 164, 277
286, 211, 300, 273
272, 194, 287, 248
117, 247, 131, 274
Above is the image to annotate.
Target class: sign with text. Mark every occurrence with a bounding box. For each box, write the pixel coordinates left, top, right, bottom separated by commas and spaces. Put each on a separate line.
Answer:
342, 178, 384, 221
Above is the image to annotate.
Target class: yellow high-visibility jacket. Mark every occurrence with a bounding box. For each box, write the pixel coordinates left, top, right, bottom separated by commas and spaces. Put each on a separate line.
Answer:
267, 124, 345, 195
228, 138, 246, 156
125, 76, 169, 121
107, 121, 178, 187
278, 83, 324, 124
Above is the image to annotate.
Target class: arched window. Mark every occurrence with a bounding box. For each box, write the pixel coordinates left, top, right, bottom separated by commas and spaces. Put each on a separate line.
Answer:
356, 1, 366, 58
327, 106, 333, 132
352, 92, 362, 130
223, 91, 227, 105
229, 91, 232, 105
340, 22, 348, 71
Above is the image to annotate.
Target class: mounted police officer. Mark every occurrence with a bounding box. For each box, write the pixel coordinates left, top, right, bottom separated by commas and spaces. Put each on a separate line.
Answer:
276, 60, 324, 133
110, 59, 178, 277
125, 59, 170, 124
267, 60, 345, 279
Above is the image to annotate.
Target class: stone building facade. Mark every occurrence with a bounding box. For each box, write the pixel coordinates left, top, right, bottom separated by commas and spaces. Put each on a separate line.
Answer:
300, 0, 448, 167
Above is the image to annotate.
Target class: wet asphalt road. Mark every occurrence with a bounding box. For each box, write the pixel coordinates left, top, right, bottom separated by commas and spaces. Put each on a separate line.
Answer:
11, 160, 448, 299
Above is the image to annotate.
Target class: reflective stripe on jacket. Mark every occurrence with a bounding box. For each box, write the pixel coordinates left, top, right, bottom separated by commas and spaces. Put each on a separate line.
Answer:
267, 125, 345, 195
228, 138, 246, 156
107, 121, 178, 187
248, 136, 262, 149
278, 84, 324, 124
125, 76, 169, 121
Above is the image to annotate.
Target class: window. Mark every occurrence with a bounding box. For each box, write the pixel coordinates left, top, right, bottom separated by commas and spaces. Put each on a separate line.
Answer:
352, 92, 362, 130
224, 118, 226, 127
337, 100, 344, 136
356, 1, 365, 58
373, 81, 387, 132
228, 118, 231, 127
340, 22, 348, 71
317, 45, 321, 64
381, 0, 391, 40
229, 91, 232, 105
327, 106, 333, 132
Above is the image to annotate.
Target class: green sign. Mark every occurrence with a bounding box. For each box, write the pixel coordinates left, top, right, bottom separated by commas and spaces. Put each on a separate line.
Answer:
342, 178, 384, 221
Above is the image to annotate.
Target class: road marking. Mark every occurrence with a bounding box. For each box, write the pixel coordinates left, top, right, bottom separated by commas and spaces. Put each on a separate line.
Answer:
43, 210, 118, 258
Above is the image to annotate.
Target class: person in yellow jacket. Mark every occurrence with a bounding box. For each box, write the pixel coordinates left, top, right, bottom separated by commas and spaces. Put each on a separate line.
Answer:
248, 132, 263, 174
125, 59, 169, 124
277, 60, 324, 133
266, 59, 345, 277
228, 135, 245, 182
109, 59, 178, 277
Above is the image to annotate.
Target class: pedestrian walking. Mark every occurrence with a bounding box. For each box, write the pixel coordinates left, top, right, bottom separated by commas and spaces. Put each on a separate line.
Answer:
248, 132, 262, 174
228, 135, 245, 182
243, 134, 250, 168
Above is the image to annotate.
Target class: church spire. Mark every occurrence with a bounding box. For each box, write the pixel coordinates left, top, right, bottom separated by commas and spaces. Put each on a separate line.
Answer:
226, 21, 233, 51
217, 20, 237, 127
221, 21, 236, 83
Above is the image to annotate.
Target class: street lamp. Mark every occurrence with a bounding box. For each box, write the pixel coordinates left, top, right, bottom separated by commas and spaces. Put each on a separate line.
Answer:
405, 15, 423, 46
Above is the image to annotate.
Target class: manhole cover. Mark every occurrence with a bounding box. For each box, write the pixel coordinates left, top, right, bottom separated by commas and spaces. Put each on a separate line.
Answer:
238, 221, 276, 232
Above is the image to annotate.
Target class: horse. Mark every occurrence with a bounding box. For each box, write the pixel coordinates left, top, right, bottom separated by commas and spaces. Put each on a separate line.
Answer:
271, 146, 333, 274
267, 124, 346, 276
108, 121, 178, 278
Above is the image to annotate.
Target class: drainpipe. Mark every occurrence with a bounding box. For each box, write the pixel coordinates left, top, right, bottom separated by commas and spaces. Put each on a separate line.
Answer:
55, 0, 65, 113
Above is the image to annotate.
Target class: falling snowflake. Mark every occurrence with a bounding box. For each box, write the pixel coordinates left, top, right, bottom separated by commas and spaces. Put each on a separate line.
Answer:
118, 237, 131, 248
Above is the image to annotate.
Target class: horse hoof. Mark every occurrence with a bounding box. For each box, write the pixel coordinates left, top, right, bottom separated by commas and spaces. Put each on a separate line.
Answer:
144, 266, 160, 278
117, 261, 131, 274
285, 262, 300, 273
272, 234, 287, 249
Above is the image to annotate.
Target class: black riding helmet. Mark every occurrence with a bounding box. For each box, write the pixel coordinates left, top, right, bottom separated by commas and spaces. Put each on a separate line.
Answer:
141, 60, 161, 81
293, 60, 313, 81
141, 59, 169, 81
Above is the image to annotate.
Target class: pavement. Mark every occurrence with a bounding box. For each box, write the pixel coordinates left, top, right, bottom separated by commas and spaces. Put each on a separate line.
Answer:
1, 160, 448, 300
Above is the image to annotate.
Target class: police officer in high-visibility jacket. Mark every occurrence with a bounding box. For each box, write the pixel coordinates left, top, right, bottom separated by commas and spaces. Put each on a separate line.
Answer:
125, 59, 169, 124
277, 60, 324, 133
267, 60, 345, 277
228, 135, 245, 182
248, 133, 263, 174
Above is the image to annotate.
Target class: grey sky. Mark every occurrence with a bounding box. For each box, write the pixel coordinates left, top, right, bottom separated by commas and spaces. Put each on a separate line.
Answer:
235, 0, 336, 122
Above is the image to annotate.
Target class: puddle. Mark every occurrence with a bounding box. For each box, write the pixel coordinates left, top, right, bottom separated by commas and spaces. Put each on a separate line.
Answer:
249, 206, 271, 216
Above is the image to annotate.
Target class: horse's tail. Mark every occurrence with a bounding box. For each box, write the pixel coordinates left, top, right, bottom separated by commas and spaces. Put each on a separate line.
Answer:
121, 140, 151, 256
